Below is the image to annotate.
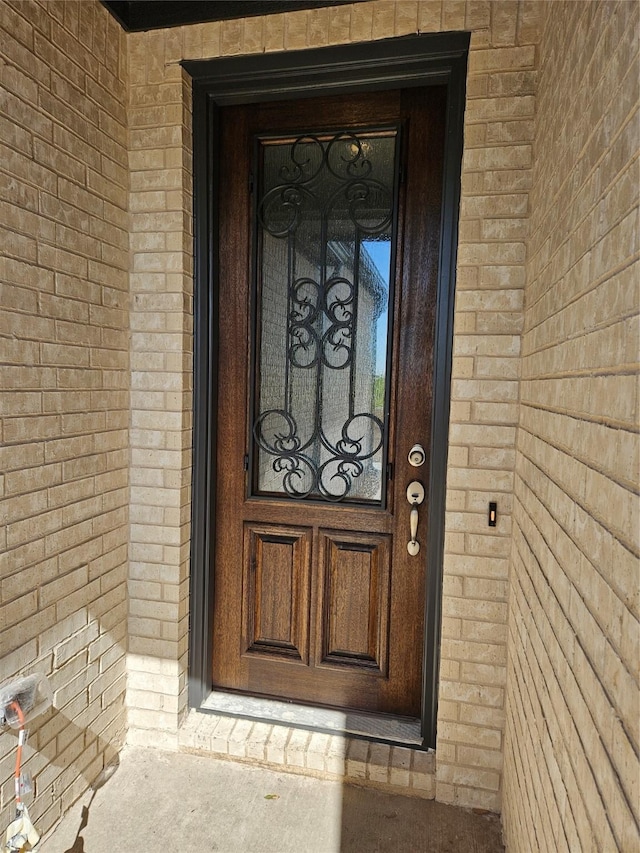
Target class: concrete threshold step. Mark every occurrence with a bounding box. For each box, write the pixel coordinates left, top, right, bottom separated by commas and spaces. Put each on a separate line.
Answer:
178, 708, 435, 799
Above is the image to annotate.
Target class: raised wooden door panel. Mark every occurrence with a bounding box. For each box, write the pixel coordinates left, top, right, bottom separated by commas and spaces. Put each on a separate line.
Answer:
242, 523, 312, 663
212, 86, 446, 717
317, 530, 391, 675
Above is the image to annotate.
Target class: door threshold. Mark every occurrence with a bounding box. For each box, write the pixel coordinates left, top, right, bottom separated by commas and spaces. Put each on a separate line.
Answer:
200, 690, 423, 747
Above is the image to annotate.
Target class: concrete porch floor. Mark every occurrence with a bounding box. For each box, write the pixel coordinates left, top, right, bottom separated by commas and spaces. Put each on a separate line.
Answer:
43, 746, 504, 852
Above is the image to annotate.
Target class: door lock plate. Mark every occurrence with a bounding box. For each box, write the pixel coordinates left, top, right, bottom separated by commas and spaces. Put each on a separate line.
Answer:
406, 481, 425, 505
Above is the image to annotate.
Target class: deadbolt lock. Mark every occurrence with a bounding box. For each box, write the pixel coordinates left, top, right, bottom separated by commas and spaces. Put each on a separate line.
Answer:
408, 444, 426, 467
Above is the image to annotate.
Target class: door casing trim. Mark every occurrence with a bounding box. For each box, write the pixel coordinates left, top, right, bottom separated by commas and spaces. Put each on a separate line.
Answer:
184, 32, 469, 748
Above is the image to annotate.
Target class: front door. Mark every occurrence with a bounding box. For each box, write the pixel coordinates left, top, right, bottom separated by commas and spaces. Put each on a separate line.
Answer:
212, 87, 446, 718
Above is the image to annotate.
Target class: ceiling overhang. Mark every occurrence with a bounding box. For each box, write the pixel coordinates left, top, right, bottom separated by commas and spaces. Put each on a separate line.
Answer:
101, 1, 360, 32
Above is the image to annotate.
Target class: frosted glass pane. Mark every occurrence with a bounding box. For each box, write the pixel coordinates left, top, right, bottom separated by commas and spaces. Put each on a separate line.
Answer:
252, 130, 398, 503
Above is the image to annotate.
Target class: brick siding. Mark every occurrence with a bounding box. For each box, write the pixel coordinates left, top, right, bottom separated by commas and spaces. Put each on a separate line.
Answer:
0, 0, 128, 837
502, 2, 639, 850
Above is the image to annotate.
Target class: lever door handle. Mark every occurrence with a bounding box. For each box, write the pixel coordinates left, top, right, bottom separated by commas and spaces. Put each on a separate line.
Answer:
406, 481, 425, 556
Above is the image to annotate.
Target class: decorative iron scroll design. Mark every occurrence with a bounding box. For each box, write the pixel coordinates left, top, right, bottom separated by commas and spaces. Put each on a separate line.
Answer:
252, 129, 397, 502
254, 410, 384, 501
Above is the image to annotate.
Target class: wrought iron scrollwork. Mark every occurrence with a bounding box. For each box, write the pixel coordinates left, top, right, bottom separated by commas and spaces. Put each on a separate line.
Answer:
254, 410, 384, 501
288, 276, 354, 370
253, 128, 396, 502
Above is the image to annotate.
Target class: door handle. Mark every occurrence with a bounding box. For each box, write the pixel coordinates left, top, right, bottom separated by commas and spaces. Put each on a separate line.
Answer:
406, 481, 425, 556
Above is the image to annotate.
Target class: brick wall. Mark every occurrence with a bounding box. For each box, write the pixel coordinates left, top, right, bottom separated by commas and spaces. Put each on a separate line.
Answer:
437, 1, 541, 811
0, 0, 128, 836
502, 2, 639, 850
127, 0, 544, 811
126, 43, 193, 744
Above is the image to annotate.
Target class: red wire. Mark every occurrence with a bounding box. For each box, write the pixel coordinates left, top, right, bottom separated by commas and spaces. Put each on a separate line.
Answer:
9, 700, 26, 808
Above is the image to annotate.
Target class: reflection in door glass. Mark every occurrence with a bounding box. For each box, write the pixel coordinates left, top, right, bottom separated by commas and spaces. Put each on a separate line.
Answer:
252, 129, 399, 503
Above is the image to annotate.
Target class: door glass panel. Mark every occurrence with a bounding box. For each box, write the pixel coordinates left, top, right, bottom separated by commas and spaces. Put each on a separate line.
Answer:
251, 128, 399, 503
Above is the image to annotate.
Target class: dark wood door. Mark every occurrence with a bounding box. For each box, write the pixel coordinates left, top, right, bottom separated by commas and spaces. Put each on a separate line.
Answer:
212, 87, 446, 717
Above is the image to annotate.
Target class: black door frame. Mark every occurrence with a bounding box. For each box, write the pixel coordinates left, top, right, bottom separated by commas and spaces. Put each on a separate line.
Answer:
184, 32, 469, 748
